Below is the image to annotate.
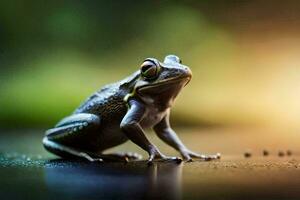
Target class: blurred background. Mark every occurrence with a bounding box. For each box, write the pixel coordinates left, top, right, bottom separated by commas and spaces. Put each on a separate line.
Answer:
2, 3, 300, 200
1, 0, 300, 129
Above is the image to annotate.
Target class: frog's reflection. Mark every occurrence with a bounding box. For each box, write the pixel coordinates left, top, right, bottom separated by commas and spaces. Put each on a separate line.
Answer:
44, 160, 182, 200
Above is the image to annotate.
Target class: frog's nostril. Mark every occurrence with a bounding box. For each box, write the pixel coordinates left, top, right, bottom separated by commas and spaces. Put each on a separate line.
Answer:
183, 67, 192, 77
183, 67, 189, 72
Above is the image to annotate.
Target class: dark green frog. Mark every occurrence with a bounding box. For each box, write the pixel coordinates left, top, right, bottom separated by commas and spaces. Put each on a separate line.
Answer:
43, 55, 220, 164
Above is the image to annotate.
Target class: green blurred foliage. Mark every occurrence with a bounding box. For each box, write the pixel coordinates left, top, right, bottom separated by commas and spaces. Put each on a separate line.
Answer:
1, 1, 299, 128
0, 1, 228, 127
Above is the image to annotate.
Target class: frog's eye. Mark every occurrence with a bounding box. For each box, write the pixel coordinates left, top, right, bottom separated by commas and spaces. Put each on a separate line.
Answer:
140, 60, 160, 80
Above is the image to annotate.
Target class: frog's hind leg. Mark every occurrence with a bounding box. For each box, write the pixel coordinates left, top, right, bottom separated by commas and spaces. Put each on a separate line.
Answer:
43, 137, 103, 162
43, 113, 140, 162
46, 113, 101, 142
43, 136, 140, 162
43, 113, 103, 162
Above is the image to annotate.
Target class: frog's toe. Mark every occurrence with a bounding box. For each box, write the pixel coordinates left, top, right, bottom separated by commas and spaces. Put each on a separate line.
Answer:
181, 150, 221, 161
202, 154, 221, 161
185, 157, 193, 162
125, 152, 143, 161
91, 158, 104, 162
148, 156, 182, 164
162, 156, 182, 164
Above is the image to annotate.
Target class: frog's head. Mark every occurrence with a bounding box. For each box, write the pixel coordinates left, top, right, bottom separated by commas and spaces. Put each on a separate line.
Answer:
134, 55, 192, 107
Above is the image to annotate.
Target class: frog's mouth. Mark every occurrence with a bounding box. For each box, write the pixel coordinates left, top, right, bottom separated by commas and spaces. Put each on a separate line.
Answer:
137, 76, 191, 93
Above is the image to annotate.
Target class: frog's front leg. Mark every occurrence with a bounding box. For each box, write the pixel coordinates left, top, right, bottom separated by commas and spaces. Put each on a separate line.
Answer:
153, 110, 221, 162
120, 100, 182, 164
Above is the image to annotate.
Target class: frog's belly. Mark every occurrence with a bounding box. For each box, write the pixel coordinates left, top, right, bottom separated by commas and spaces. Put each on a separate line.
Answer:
140, 109, 165, 129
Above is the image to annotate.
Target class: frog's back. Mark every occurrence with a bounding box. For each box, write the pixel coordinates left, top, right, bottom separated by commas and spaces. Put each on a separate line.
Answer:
74, 82, 128, 121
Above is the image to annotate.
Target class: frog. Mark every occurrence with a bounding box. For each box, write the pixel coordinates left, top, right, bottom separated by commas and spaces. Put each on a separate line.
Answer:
43, 55, 220, 164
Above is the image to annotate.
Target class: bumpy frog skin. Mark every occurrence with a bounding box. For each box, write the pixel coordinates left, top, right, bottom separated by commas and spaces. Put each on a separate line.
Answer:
43, 55, 220, 164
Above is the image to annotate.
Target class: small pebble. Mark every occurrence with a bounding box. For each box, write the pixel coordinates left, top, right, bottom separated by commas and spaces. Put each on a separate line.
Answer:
287, 150, 292, 156
204, 156, 212, 161
263, 150, 269, 156
278, 151, 285, 157
244, 152, 252, 158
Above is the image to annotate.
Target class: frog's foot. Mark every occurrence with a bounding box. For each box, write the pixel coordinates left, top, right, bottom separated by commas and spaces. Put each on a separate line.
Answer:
80, 153, 103, 162
99, 152, 143, 162
147, 150, 182, 165
148, 157, 182, 165
43, 138, 103, 162
180, 149, 221, 162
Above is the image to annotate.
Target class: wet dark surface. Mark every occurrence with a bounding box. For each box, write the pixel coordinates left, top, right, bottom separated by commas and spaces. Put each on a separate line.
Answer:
1, 128, 300, 200
0, 154, 181, 200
